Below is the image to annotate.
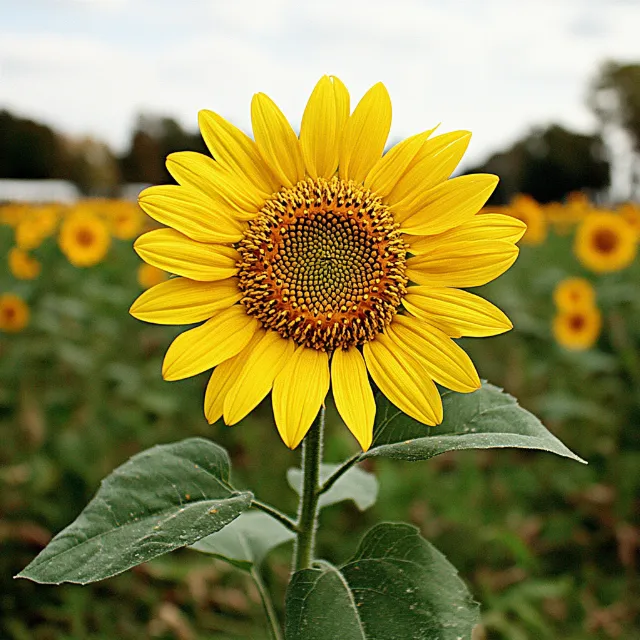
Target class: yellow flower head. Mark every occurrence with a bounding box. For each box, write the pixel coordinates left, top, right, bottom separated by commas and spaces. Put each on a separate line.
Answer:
575, 212, 636, 273
107, 201, 145, 240
8, 247, 41, 280
0, 293, 30, 333
508, 194, 545, 245
553, 306, 601, 351
553, 277, 595, 311
59, 211, 111, 267
131, 76, 522, 450
618, 203, 640, 239
138, 263, 169, 289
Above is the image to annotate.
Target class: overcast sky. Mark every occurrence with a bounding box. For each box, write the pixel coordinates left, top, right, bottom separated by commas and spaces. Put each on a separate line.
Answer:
1, 0, 639, 168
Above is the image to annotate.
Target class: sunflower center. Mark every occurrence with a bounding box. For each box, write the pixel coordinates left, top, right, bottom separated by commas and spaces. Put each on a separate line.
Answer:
237, 177, 408, 351
76, 228, 95, 247
592, 228, 618, 254
2, 306, 16, 322
569, 313, 585, 331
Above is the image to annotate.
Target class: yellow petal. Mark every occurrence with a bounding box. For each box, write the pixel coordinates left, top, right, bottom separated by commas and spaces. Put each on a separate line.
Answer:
402, 287, 512, 338
397, 174, 499, 235
407, 213, 527, 254
166, 151, 263, 219
300, 75, 350, 179
204, 332, 264, 424
386, 315, 481, 393
251, 92, 305, 188
364, 128, 437, 198
339, 83, 392, 184
134, 229, 239, 281
331, 347, 375, 451
162, 305, 259, 381
363, 333, 442, 425
406, 239, 519, 288
138, 185, 244, 244
272, 346, 330, 449
130, 277, 242, 325
198, 109, 279, 195
223, 332, 295, 425
387, 131, 471, 206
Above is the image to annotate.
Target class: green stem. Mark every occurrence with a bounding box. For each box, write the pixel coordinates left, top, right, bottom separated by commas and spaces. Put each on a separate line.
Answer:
317, 452, 362, 497
292, 407, 325, 572
251, 499, 299, 533
251, 567, 283, 640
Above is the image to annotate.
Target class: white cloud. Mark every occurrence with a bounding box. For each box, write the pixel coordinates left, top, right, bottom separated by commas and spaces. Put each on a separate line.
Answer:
0, 0, 638, 166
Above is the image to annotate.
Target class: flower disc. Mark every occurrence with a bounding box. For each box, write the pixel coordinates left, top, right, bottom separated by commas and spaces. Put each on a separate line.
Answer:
237, 177, 407, 351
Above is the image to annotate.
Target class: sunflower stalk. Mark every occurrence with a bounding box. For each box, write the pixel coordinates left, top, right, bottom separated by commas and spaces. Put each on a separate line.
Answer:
292, 406, 325, 572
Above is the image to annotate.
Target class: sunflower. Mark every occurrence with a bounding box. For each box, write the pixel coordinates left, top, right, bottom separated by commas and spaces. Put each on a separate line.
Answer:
131, 76, 522, 450
138, 263, 169, 289
59, 210, 111, 267
507, 194, 545, 245
553, 277, 595, 311
553, 306, 601, 351
575, 212, 636, 274
0, 293, 30, 333
8, 247, 41, 280
107, 201, 145, 240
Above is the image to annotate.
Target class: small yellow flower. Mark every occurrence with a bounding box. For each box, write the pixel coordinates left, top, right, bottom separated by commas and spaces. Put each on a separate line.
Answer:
618, 203, 640, 240
508, 195, 545, 245
131, 76, 521, 450
8, 247, 41, 280
553, 306, 601, 351
0, 293, 30, 333
553, 277, 595, 311
107, 201, 145, 240
138, 263, 169, 289
575, 212, 636, 273
59, 211, 111, 267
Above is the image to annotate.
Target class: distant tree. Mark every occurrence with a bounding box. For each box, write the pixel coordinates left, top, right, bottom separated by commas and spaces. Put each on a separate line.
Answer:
464, 124, 609, 205
589, 61, 640, 198
119, 115, 207, 185
0, 110, 69, 180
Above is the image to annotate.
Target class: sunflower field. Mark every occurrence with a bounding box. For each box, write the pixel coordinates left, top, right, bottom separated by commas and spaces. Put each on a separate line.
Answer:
1, 188, 639, 639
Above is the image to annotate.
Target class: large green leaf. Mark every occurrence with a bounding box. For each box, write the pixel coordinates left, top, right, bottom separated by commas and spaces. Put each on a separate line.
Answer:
17, 438, 253, 584
189, 510, 295, 571
365, 382, 585, 463
288, 464, 378, 511
285, 523, 479, 639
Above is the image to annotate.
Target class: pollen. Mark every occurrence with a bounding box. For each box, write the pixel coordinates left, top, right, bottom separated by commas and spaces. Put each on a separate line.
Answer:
237, 177, 408, 351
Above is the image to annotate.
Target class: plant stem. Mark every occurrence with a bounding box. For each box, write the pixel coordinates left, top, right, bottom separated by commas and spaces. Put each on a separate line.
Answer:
292, 407, 325, 572
251, 499, 299, 533
251, 567, 284, 640
317, 452, 362, 497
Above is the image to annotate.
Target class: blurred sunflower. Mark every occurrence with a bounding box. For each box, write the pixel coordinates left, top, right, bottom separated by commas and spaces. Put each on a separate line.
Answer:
553, 306, 601, 351
508, 194, 545, 245
108, 202, 144, 240
575, 213, 636, 273
553, 277, 595, 311
131, 76, 523, 450
59, 210, 111, 267
137, 263, 168, 289
8, 247, 41, 280
0, 293, 30, 333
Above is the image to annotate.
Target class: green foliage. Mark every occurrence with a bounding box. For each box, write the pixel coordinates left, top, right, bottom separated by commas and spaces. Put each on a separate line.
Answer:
190, 511, 295, 571
366, 382, 585, 463
288, 463, 378, 511
17, 438, 253, 584
285, 523, 479, 640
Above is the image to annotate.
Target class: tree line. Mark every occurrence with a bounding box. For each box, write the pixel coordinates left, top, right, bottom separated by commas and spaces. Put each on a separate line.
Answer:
1, 61, 639, 202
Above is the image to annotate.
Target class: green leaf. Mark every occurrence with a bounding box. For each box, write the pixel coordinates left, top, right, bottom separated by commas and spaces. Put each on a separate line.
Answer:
189, 510, 295, 571
285, 523, 479, 639
17, 438, 253, 584
287, 464, 378, 511
365, 382, 585, 464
